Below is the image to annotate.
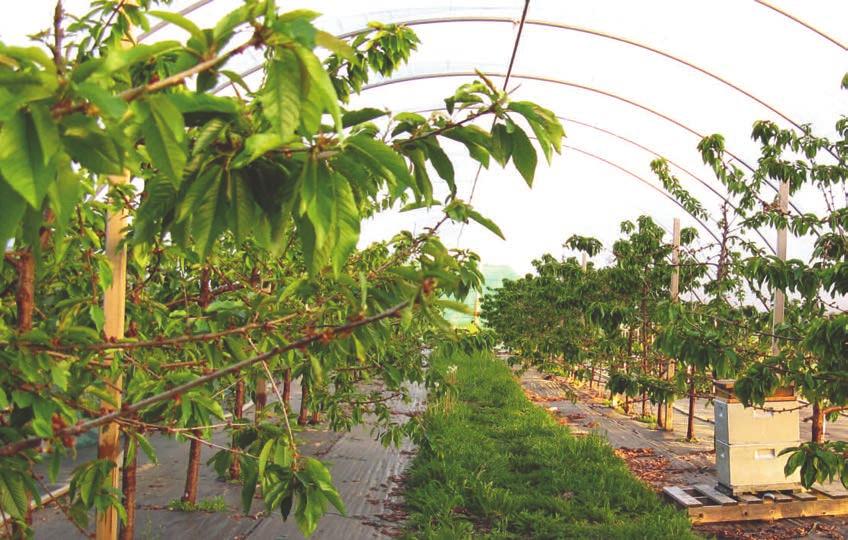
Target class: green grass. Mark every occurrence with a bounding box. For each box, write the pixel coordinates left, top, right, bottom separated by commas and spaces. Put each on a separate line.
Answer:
402, 351, 696, 539
167, 496, 228, 513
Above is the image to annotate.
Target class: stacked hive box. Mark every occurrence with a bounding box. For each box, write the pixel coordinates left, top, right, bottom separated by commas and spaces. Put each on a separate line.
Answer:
713, 380, 802, 494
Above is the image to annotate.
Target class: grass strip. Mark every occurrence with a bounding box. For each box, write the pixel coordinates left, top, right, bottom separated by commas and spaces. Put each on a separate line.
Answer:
402, 350, 696, 539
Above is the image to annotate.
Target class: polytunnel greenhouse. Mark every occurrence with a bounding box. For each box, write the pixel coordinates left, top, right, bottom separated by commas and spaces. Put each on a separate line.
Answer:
0, 0, 846, 538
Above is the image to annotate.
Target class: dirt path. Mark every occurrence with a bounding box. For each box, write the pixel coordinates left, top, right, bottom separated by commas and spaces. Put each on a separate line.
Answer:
31, 382, 423, 539
519, 369, 848, 540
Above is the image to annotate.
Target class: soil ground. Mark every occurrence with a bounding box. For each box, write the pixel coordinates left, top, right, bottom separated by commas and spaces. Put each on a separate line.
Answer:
519, 368, 848, 540
29, 381, 423, 539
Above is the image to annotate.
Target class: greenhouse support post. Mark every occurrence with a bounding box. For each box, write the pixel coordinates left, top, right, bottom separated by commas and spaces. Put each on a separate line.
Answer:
96, 172, 129, 540
771, 180, 789, 354
663, 218, 680, 431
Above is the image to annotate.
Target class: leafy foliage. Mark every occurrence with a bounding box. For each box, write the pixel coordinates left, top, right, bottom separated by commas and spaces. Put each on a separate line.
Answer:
0, 1, 564, 535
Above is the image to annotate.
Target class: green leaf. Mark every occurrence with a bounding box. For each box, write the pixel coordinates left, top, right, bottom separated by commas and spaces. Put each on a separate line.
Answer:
32, 399, 55, 437
433, 298, 473, 315
258, 439, 274, 478
345, 135, 413, 196
510, 125, 537, 187
185, 164, 225, 258
167, 93, 239, 115
299, 159, 329, 247
89, 305, 105, 332
0, 177, 27, 244
46, 155, 81, 238
491, 123, 513, 167
138, 95, 187, 184
342, 108, 386, 128
240, 463, 259, 514
0, 109, 56, 207
0, 471, 29, 519
292, 44, 341, 133
213, 3, 255, 44
259, 51, 302, 139
149, 11, 208, 49
467, 209, 505, 239
61, 115, 123, 175
423, 140, 455, 195
315, 30, 355, 60
443, 125, 491, 168
227, 171, 255, 243
329, 172, 360, 275
232, 133, 284, 169
95, 41, 180, 78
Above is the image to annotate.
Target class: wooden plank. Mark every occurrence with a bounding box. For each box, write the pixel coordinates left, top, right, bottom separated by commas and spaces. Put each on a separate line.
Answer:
737, 493, 762, 504
763, 492, 793, 503
664, 486, 704, 508
812, 484, 848, 499
791, 491, 817, 501
689, 496, 848, 524
694, 484, 738, 506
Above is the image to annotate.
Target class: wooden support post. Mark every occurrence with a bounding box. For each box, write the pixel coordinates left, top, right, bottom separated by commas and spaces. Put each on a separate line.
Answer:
771, 181, 789, 355
664, 218, 680, 431
97, 172, 129, 540
581, 252, 588, 272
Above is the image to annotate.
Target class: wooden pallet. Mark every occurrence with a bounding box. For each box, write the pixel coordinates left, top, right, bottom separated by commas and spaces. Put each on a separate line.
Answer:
663, 483, 848, 524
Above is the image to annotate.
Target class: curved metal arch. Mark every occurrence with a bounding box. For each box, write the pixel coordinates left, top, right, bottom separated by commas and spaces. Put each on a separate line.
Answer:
562, 144, 723, 245
362, 70, 806, 217
754, 1, 847, 50
412, 105, 777, 254
560, 117, 774, 254
334, 16, 815, 136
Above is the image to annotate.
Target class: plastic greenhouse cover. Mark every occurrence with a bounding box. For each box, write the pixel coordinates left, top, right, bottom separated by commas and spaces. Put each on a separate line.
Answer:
3, 0, 846, 280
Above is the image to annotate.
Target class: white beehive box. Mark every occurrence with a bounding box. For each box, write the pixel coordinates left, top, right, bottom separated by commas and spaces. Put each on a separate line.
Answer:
713, 380, 802, 494
714, 400, 800, 444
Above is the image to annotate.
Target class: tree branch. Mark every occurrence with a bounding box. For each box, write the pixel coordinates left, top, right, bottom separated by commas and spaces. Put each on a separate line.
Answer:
0, 301, 408, 458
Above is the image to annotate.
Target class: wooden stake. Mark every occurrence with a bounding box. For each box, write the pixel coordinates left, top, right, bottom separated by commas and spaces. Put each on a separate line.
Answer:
581, 252, 588, 272
771, 181, 789, 354
97, 173, 129, 540
664, 218, 680, 431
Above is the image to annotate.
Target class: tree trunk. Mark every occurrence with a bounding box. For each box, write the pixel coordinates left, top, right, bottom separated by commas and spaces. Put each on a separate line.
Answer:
686, 366, 696, 441
656, 360, 666, 429
811, 401, 825, 444
15, 250, 35, 331
298, 380, 310, 426
255, 377, 267, 421
181, 430, 202, 505
120, 436, 137, 540
623, 328, 633, 414
12, 250, 35, 535
229, 379, 245, 480
282, 369, 292, 405
181, 270, 212, 503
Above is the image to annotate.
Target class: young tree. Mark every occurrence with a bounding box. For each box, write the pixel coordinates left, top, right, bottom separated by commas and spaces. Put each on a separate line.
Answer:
0, 1, 564, 536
